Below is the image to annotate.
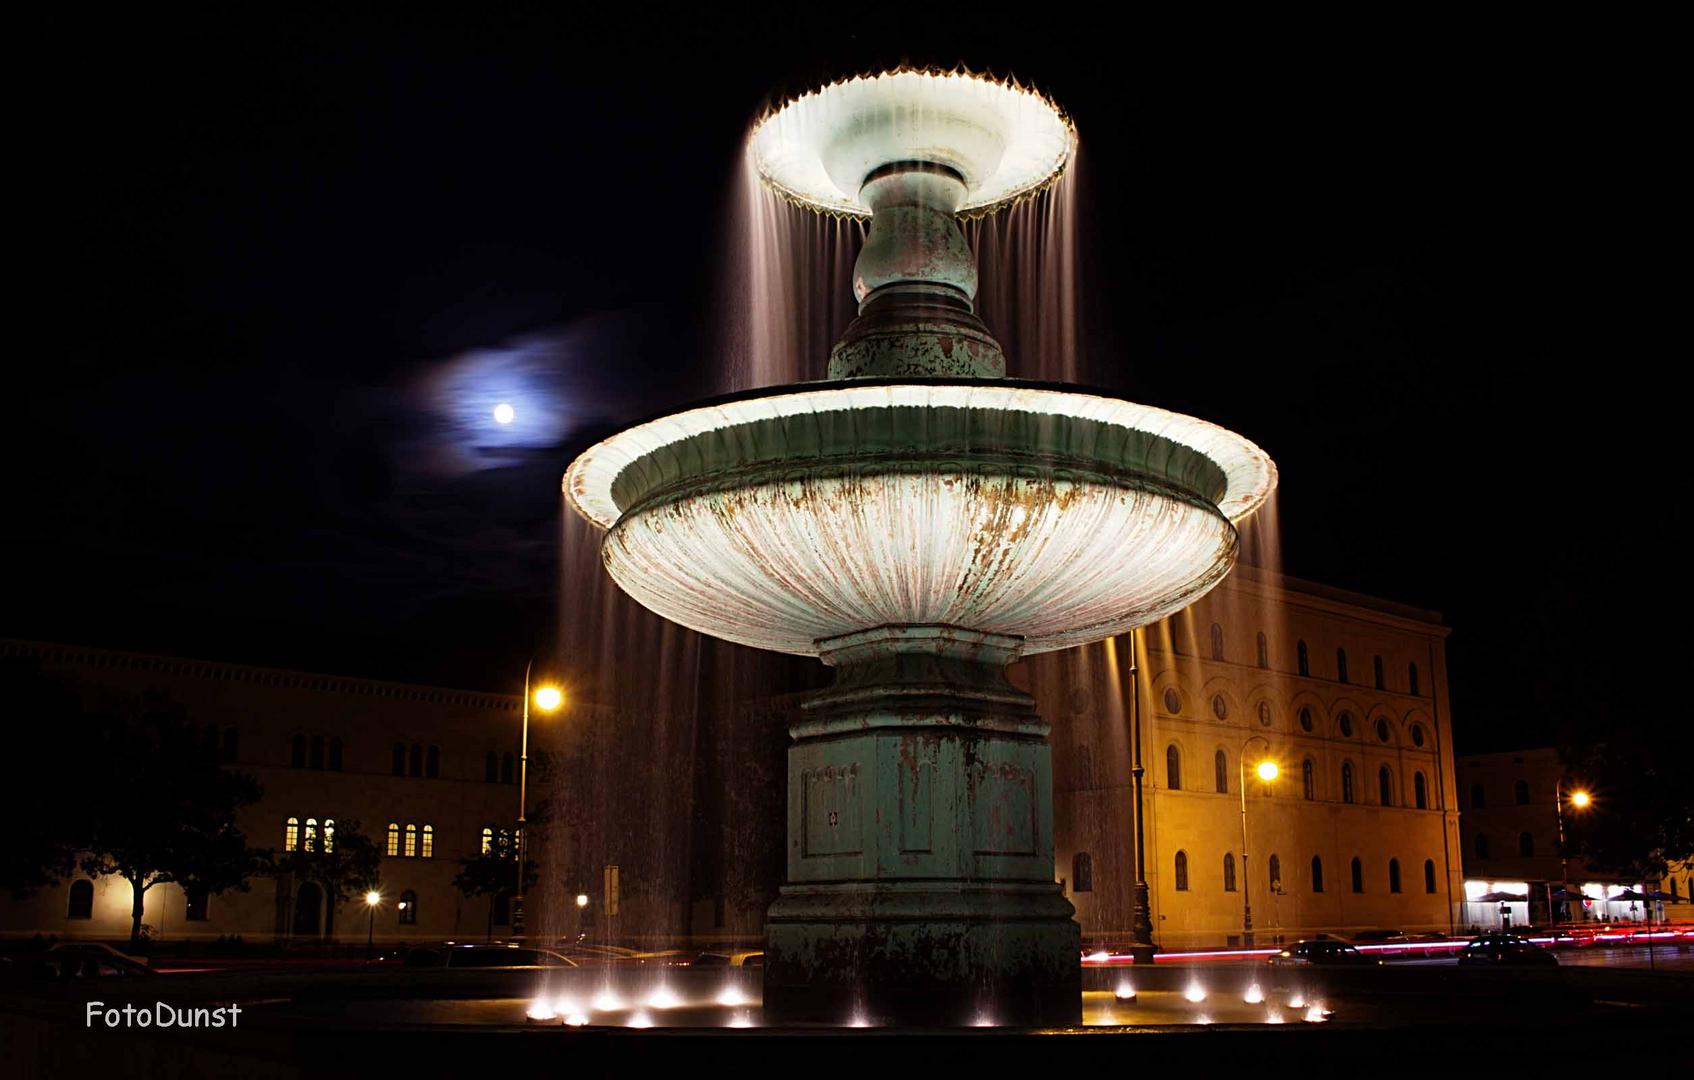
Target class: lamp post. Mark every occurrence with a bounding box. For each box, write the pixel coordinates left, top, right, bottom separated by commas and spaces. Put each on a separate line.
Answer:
515, 659, 564, 938
1549, 781, 1590, 925
1238, 735, 1278, 948
364, 890, 381, 959
1125, 628, 1155, 964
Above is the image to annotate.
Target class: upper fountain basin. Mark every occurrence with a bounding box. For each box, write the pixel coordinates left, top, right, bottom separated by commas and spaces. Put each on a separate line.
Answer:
751, 70, 1074, 219
564, 380, 1276, 657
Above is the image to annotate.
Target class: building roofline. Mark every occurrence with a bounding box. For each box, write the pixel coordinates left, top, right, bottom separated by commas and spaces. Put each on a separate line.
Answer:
1227, 565, 1449, 633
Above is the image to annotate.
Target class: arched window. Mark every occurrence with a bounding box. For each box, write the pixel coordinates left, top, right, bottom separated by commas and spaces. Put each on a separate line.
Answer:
1424, 859, 1437, 894
1297, 640, 1310, 677
323, 819, 335, 853
1211, 695, 1228, 720
1174, 850, 1190, 891
1338, 712, 1353, 737
1166, 745, 1182, 790
398, 889, 418, 926
409, 744, 423, 778
328, 737, 343, 771
1169, 613, 1186, 655
222, 727, 238, 762
1215, 749, 1229, 794
1342, 762, 1355, 804
426, 746, 440, 779
68, 879, 94, 919
1470, 783, 1486, 809
1256, 632, 1269, 669
1475, 834, 1490, 860
303, 818, 318, 853
404, 823, 418, 858
1389, 858, 1402, 893
1257, 701, 1272, 728
1350, 856, 1364, 893
1514, 779, 1530, 805
1408, 663, 1420, 696
1336, 648, 1349, 684
285, 817, 300, 852
1269, 854, 1282, 891
1414, 772, 1428, 810
1376, 717, 1391, 743
1311, 856, 1325, 893
421, 824, 434, 859
1210, 623, 1225, 662
1223, 853, 1237, 892
1075, 745, 1094, 789
480, 827, 493, 855
484, 751, 498, 783
1299, 707, 1313, 732
1373, 655, 1385, 689
386, 823, 399, 857
1302, 759, 1315, 800
1378, 766, 1393, 806
1072, 852, 1093, 892
309, 735, 325, 770
501, 752, 515, 785
1411, 724, 1425, 747
392, 743, 405, 776
1518, 832, 1535, 857
291, 734, 306, 768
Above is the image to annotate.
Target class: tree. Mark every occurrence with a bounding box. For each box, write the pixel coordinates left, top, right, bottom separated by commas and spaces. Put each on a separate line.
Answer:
77, 694, 264, 945
453, 831, 536, 941
1563, 719, 1694, 881
268, 819, 381, 938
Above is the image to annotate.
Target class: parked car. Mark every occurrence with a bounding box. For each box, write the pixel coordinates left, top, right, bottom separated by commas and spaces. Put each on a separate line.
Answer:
402, 945, 578, 969
1456, 934, 1558, 967
1266, 939, 1380, 966
29, 943, 156, 980
1351, 930, 1451, 957
688, 949, 764, 968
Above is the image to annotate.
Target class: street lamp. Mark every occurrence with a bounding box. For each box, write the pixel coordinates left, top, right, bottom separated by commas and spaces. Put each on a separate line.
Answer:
1238, 735, 1278, 947
1550, 780, 1592, 925
1125, 627, 1155, 963
515, 657, 564, 937
364, 890, 381, 959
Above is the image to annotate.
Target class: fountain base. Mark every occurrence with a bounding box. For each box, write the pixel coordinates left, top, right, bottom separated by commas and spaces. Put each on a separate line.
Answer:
762, 626, 1081, 1026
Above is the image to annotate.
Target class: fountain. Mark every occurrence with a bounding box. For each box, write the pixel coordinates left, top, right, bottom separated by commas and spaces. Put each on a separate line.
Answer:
563, 69, 1275, 1026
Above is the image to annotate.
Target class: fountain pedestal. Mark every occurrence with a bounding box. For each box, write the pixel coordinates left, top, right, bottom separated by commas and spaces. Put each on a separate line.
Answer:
763, 627, 1081, 1026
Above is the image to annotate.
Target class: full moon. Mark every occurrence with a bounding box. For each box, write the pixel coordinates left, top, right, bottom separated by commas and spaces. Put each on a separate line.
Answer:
493, 402, 515, 425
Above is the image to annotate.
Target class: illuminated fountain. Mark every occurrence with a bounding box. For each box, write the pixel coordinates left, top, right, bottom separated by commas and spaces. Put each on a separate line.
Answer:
564, 69, 1275, 1026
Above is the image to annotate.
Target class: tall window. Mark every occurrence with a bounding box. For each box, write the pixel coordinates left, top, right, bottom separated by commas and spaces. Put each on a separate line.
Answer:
1470, 783, 1486, 809
1424, 859, 1437, 894
1269, 854, 1282, 891
392, 743, 406, 776
426, 746, 440, 779
291, 734, 306, 768
404, 823, 417, 858
1336, 648, 1349, 684
1165, 745, 1182, 790
328, 738, 343, 771
304, 818, 320, 853
501, 753, 515, 785
1373, 655, 1385, 689
1223, 853, 1237, 892
1214, 750, 1229, 794
1475, 834, 1490, 859
1302, 759, 1315, 800
309, 735, 325, 770
1414, 772, 1428, 810
1408, 663, 1420, 695
1210, 623, 1225, 662
1297, 640, 1310, 677
1256, 632, 1269, 669
285, 817, 300, 852
1299, 707, 1313, 732
1169, 613, 1185, 655
67, 880, 94, 919
1350, 857, 1363, 893
323, 819, 335, 853
398, 889, 418, 926
485, 751, 498, 783
1389, 858, 1402, 893
481, 827, 493, 855
1072, 852, 1093, 892
1341, 762, 1355, 804
409, 744, 423, 778
1378, 766, 1393, 806
386, 823, 400, 857
1514, 779, 1530, 805
1376, 717, 1391, 743
421, 825, 434, 859
1174, 851, 1189, 891
1518, 832, 1535, 857
1311, 856, 1324, 893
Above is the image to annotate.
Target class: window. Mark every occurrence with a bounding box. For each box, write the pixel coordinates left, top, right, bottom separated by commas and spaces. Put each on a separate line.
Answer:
1376, 717, 1391, 743
1311, 856, 1324, 892
328, 738, 343, 771
221, 727, 238, 762
1351, 857, 1363, 893
1072, 852, 1093, 892
1257, 702, 1272, 728
398, 889, 417, 926
1378, 766, 1393, 806
1269, 854, 1282, 891
404, 824, 418, 858
291, 734, 306, 768
421, 824, 434, 859
1408, 663, 1420, 696
1297, 640, 1309, 677
1256, 632, 1269, 669
304, 818, 318, 853
426, 746, 440, 779
1223, 853, 1237, 892
1470, 783, 1486, 809
1166, 745, 1182, 790
1518, 832, 1535, 857
185, 887, 209, 921
1414, 772, 1428, 810
1337, 712, 1353, 738
1302, 759, 1315, 800
1389, 858, 1402, 893
1162, 688, 1182, 714
1475, 834, 1490, 860
1373, 655, 1384, 690
409, 744, 423, 778
1342, 762, 1355, 804
1215, 749, 1229, 794
1299, 707, 1313, 733
1424, 859, 1437, 894
501, 752, 515, 785
67, 880, 94, 919
1169, 614, 1186, 655
310, 735, 325, 770
1336, 648, 1348, 684
386, 823, 400, 857
481, 827, 493, 855
392, 743, 405, 776
1174, 851, 1189, 891
485, 751, 498, 784
1514, 779, 1530, 805
1411, 724, 1425, 748
1210, 623, 1225, 662
323, 819, 335, 854
1211, 695, 1228, 720
285, 817, 300, 852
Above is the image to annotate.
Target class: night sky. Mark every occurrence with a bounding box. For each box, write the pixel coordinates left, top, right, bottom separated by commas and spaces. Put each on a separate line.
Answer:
10, 7, 1672, 752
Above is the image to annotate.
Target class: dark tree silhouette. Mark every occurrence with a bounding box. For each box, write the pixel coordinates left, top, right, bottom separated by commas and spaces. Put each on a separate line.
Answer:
453, 831, 535, 941
268, 820, 382, 938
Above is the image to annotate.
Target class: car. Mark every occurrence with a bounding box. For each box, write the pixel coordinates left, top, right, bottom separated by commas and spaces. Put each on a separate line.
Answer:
1348, 929, 1405, 944
1350, 930, 1451, 957
402, 945, 579, 969
1456, 934, 1558, 967
688, 949, 764, 968
1266, 939, 1380, 966
29, 943, 156, 980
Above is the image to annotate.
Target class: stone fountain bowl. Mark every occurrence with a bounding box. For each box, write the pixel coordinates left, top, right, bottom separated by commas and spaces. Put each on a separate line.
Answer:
564, 378, 1275, 657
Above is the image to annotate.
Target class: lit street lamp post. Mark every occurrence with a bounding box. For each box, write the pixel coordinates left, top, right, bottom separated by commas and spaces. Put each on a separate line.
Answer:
514, 658, 563, 937
1126, 628, 1155, 964
1238, 735, 1278, 948
1549, 781, 1591, 925
364, 890, 381, 959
